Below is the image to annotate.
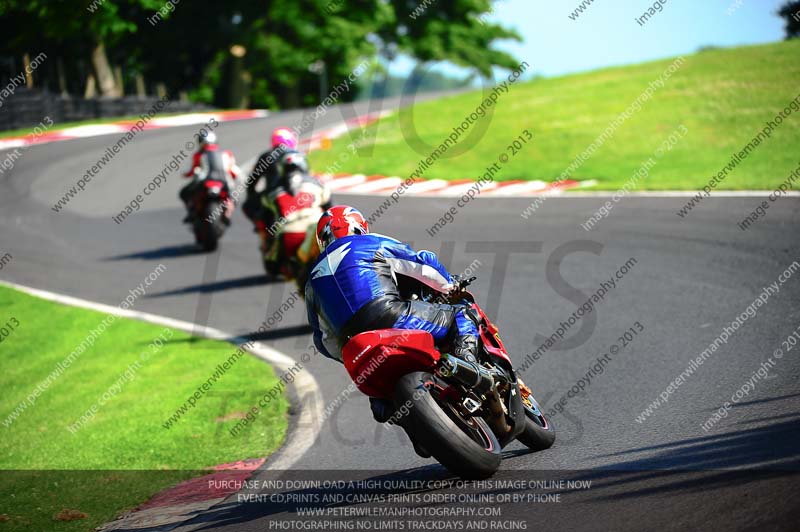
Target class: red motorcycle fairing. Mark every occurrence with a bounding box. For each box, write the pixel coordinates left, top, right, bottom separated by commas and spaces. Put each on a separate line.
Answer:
469, 302, 526, 446
471, 303, 513, 367
274, 188, 315, 214
342, 329, 441, 399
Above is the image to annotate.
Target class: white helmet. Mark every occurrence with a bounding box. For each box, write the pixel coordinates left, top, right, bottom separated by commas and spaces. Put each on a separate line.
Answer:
197, 130, 217, 147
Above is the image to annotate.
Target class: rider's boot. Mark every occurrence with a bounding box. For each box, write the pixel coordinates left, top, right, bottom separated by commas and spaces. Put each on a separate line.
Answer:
377, 399, 432, 458
453, 334, 479, 364
451, 306, 481, 363
406, 431, 432, 458
369, 397, 395, 423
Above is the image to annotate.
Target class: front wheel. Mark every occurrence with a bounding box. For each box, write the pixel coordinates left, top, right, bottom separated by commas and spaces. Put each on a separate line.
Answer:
394, 372, 501, 479
516, 388, 555, 451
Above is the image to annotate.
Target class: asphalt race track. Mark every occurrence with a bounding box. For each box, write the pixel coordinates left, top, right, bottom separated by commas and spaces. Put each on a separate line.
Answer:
1, 98, 799, 531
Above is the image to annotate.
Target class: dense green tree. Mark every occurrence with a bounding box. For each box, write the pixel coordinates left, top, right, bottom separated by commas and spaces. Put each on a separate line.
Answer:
0, 0, 163, 96
778, 1, 800, 39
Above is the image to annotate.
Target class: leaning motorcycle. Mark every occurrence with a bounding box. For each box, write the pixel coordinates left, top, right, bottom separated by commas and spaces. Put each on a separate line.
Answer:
342, 276, 555, 479
190, 178, 232, 252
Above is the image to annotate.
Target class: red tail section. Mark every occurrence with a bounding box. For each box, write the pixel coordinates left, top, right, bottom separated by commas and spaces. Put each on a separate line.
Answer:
203, 179, 229, 200
342, 329, 440, 398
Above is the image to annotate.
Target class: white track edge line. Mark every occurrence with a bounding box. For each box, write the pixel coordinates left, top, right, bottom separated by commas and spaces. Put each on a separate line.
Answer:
0, 111, 271, 152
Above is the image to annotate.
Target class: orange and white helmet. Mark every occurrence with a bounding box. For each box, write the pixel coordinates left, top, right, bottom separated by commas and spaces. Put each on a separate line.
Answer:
316, 205, 369, 251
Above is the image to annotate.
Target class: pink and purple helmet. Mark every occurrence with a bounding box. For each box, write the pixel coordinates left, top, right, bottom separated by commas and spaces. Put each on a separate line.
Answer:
271, 128, 298, 150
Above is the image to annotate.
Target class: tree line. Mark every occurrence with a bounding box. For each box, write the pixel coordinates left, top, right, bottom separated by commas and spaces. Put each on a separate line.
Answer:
0, 0, 520, 109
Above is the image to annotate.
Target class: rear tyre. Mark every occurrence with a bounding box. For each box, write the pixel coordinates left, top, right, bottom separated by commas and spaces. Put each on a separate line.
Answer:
194, 201, 223, 252
394, 372, 501, 479
516, 392, 556, 451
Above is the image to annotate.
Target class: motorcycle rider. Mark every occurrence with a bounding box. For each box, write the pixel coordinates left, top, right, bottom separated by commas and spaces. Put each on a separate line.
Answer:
305, 205, 479, 425
260, 151, 332, 282
243, 127, 299, 225
180, 130, 241, 223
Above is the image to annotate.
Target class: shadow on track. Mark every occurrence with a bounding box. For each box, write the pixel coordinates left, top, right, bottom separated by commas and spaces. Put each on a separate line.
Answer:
244, 324, 314, 341
572, 415, 800, 501
698, 392, 800, 412
146, 274, 280, 298
104, 243, 204, 261
591, 415, 800, 469
725, 392, 800, 409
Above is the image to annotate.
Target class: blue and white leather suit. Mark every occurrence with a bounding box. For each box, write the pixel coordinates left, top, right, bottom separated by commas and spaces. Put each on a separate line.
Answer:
305, 233, 479, 362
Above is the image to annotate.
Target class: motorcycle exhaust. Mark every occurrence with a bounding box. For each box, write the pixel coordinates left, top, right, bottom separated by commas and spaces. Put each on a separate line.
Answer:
440, 357, 513, 433
438, 356, 495, 393
486, 386, 512, 435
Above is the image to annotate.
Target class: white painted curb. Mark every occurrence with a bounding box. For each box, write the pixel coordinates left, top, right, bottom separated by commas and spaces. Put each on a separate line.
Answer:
558, 190, 800, 198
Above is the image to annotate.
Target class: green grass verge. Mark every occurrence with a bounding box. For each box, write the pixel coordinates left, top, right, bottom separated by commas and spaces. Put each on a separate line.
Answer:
310, 41, 800, 191
0, 285, 288, 532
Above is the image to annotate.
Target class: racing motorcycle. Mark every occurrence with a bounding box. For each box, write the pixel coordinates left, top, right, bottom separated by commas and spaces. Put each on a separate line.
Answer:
342, 276, 555, 479
259, 171, 328, 297
260, 223, 320, 298
189, 178, 232, 252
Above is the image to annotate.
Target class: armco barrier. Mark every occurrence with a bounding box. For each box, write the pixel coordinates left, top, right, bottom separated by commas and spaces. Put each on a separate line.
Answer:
0, 88, 210, 132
